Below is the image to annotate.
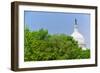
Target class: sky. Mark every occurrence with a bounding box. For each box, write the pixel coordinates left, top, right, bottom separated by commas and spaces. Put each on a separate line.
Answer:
24, 11, 90, 48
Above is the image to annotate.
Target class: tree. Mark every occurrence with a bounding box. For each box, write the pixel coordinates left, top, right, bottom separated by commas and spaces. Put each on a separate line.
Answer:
24, 27, 90, 61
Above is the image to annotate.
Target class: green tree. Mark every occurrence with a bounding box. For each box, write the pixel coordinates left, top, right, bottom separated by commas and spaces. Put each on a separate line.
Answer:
24, 27, 90, 61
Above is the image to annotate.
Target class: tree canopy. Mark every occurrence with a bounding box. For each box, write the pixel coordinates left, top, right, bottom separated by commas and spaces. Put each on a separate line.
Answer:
24, 27, 90, 61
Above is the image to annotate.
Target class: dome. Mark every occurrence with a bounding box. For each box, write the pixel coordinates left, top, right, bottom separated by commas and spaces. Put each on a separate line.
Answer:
71, 31, 85, 47
71, 19, 86, 50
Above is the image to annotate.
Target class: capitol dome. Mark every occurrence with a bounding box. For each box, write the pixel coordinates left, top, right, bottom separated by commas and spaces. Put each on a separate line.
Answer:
71, 19, 86, 50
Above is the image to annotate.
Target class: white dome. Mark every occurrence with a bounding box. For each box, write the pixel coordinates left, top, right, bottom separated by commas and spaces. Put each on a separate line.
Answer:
71, 31, 85, 45
71, 19, 86, 50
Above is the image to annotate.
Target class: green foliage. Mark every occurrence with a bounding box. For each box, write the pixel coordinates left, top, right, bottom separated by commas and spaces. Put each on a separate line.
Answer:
24, 27, 90, 61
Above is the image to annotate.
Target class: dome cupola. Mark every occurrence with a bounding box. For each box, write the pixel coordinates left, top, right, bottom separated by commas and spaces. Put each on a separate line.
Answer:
71, 19, 86, 50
